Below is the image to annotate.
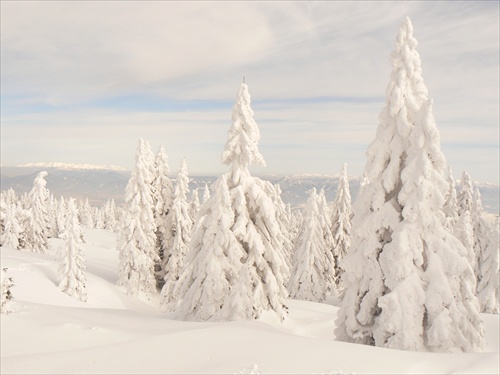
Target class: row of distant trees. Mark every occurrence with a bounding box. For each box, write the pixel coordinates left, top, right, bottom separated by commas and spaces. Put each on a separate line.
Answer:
1, 17, 498, 355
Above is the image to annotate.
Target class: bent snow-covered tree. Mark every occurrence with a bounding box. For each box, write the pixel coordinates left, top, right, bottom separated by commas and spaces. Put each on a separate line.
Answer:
58, 198, 87, 302
117, 139, 158, 297
335, 18, 483, 352
176, 82, 289, 321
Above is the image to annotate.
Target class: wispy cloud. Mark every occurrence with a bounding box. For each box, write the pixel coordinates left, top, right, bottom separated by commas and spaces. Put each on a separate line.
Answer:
1, 1, 498, 182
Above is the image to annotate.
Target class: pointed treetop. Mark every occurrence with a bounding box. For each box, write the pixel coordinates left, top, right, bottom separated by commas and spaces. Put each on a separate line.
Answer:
221, 83, 266, 175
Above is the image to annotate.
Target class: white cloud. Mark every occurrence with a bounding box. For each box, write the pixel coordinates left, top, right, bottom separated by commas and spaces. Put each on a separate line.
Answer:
1, 1, 498, 182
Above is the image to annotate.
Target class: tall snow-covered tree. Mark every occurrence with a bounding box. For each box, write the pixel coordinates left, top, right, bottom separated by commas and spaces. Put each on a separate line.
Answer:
79, 199, 94, 229
335, 18, 483, 353
176, 82, 289, 321
54, 196, 68, 239
160, 158, 192, 310
58, 198, 87, 302
457, 171, 474, 215
103, 199, 117, 231
443, 166, 458, 230
1, 268, 15, 314
331, 164, 352, 289
26, 171, 51, 253
152, 144, 174, 288
288, 188, 335, 302
188, 189, 200, 225
476, 219, 499, 314
471, 187, 489, 284
117, 139, 158, 297
174, 175, 244, 320
202, 183, 211, 205
453, 171, 475, 270
269, 183, 294, 281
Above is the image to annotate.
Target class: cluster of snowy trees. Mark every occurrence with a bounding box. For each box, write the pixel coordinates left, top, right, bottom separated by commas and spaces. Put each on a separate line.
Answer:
0, 172, 120, 302
1, 16, 498, 353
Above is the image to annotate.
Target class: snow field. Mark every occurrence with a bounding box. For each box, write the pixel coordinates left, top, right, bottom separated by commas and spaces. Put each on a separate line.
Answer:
1, 228, 498, 374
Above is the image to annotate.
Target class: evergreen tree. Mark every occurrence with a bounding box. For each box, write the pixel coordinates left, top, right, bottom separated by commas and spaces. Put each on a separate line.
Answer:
175, 175, 244, 320
476, 219, 499, 314
471, 187, 489, 284
117, 139, 158, 297
55, 196, 68, 239
160, 158, 192, 310
335, 18, 483, 352
79, 199, 94, 229
270, 183, 294, 281
152, 144, 174, 287
457, 171, 474, 215
443, 166, 458, 230
202, 183, 211, 205
0, 202, 22, 249
15, 201, 31, 249
288, 188, 335, 302
58, 198, 87, 302
331, 164, 352, 289
1, 268, 15, 314
103, 199, 117, 231
26, 171, 51, 253
176, 82, 289, 321
453, 209, 475, 272
188, 189, 200, 226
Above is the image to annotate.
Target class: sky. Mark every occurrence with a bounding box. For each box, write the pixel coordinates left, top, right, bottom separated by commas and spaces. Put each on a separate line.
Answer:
1, 1, 499, 183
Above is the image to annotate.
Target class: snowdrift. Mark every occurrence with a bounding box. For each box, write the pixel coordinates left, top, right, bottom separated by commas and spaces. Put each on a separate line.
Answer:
1, 229, 498, 374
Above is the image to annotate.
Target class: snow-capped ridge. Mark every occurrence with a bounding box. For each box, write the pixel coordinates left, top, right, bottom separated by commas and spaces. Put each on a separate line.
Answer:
17, 162, 126, 172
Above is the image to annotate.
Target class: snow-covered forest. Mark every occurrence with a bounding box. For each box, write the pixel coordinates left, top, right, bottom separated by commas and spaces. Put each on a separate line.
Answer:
1, 17, 499, 374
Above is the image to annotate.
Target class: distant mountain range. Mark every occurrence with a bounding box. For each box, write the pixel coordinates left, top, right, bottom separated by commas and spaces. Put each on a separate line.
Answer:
1, 164, 498, 215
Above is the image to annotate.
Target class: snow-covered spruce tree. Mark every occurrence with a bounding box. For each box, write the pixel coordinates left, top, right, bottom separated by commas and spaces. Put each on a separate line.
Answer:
476, 219, 499, 314
152, 144, 174, 287
174, 175, 244, 320
202, 183, 210, 205
220, 83, 289, 320
0, 202, 22, 249
58, 198, 87, 302
55, 196, 68, 239
103, 199, 117, 231
335, 18, 483, 352
269, 183, 294, 281
160, 158, 192, 310
330, 164, 352, 289
175, 82, 289, 321
453, 171, 476, 269
117, 139, 158, 297
443, 166, 458, 231
1, 268, 15, 314
188, 189, 200, 226
288, 188, 335, 302
457, 171, 474, 215
471, 187, 489, 284
26, 171, 51, 253
79, 199, 94, 229
15, 201, 31, 250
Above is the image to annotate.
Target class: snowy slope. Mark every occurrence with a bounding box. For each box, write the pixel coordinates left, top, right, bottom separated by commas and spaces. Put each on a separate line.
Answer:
1, 229, 498, 374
